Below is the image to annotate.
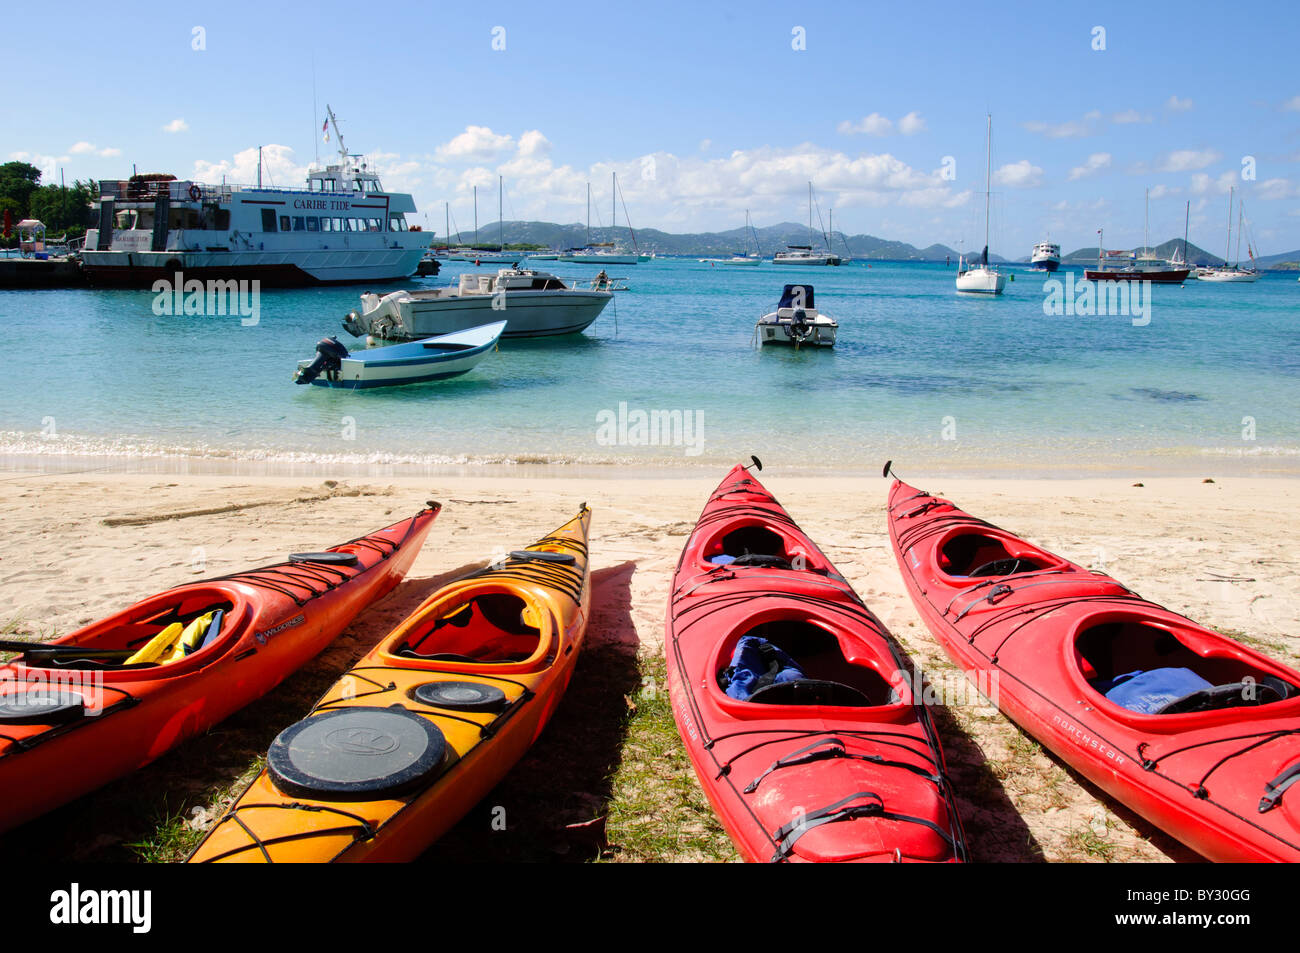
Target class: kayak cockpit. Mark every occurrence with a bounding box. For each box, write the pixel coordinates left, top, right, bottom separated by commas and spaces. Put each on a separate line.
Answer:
714, 619, 903, 709
391, 588, 550, 667
1073, 615, 1300, 718
936, 530, 1066, 582
7, 587, 245, 674
700, 523, 827, 574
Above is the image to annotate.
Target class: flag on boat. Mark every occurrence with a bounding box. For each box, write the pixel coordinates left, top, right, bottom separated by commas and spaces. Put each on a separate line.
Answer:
322, 118, 330, 143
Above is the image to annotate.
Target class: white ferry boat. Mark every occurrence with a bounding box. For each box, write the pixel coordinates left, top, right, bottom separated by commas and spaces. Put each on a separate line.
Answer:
81, 108, 428, 287
1030, 240, 1061, 271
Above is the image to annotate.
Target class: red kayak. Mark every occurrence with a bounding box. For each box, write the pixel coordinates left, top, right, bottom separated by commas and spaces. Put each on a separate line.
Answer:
0, 504, 439, 832
885, 468, 1300, 862
666, 461, 967, 863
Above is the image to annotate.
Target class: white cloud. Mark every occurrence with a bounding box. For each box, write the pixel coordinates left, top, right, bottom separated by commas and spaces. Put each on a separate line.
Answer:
435, 125, 514, 161
898, 111, 926, 135
1023, 112, 1099, 138
1069, 152, 1112, 180
1112, 109, 1150, 124
192, 144, 304, 186
1147, 184, 1176, 199
70, 141, 122, 158
1282, 95, 1300, 112
516, 130, 551, 158
1256, 178, 1297, 200
838, 113, 893, 136
8, 151, 70, 177
163, 119, 189, 134
1159, 149, 1220, 172
993, 160, 1044, 188
1166, 95, 1194, 112
698, 139, 711, 152
1190, 171, 1237, 195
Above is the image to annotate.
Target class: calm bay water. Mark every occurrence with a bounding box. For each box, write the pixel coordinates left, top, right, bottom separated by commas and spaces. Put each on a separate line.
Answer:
1, 259, 1297, 476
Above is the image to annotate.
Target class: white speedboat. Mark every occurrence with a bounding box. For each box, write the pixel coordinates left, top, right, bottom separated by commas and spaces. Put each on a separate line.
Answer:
700, 255, 761, 266
755, 284, 838, 347
81, 107, 428, 287
295, 322, 505, 389
342, 268, 611, 341
956, 115, 1006, 296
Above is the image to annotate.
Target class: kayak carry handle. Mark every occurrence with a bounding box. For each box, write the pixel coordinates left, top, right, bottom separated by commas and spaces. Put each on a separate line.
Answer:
509, 550, 577, 565
289, 552, 361, 566
744, 455, 763, 472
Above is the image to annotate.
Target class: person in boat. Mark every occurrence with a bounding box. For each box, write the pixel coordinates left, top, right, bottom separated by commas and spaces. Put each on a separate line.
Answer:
595, 269, 609, 289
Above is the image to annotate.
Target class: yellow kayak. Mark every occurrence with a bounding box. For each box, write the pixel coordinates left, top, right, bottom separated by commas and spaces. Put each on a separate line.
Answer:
188, 506, 591, 863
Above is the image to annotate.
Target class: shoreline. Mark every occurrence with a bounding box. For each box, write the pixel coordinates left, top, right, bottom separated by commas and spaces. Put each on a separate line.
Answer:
1, 469, 1295, 862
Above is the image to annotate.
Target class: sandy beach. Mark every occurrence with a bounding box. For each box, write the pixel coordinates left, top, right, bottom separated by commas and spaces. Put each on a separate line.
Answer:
1, 467, 1297, 862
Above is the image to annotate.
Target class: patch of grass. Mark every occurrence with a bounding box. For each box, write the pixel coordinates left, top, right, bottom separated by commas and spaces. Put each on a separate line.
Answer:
601, 654, 737, 863
1067, 827, 1117, 862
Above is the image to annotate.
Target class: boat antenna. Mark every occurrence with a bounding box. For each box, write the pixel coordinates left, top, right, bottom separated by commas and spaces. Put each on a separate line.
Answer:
311, 55, 319, 168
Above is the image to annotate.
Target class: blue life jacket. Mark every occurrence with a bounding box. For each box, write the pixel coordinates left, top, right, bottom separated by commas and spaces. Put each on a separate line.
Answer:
1094, 668, 1213, 714
721, 636, 804, 701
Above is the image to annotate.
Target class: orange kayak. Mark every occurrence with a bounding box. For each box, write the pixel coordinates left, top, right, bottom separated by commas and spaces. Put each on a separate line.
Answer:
188, 506, 591, 863
0, 505, 439, 833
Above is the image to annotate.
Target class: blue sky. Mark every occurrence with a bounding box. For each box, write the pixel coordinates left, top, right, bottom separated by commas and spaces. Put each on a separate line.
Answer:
5, 0, 1298, 255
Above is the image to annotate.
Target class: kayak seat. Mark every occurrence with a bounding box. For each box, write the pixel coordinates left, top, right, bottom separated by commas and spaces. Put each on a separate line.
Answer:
939, 534, 1048, 578
718, 525, 788, 561
1079, 621, 1300, 712
399, 594, 541, 664
721, 622, 897, 706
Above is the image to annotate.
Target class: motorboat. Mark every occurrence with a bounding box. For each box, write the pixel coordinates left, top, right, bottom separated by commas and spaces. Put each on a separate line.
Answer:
341, 267, 611, 341
1030, 240, 1061, 272
294, 321, 505, 389
755, 284, 838, 347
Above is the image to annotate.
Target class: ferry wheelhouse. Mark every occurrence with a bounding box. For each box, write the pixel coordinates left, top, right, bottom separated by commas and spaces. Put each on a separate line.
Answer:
81, 109, 428, 287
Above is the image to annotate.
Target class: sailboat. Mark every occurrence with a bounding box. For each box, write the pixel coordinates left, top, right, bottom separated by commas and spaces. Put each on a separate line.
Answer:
700, 210, 763, 265
955, 114, 1006, 294
1169, 200, 1196, 279
462, 177, 520, 265
774, 183, 841, 265
1200, 187, 1259, 283
558, 174, 639, 264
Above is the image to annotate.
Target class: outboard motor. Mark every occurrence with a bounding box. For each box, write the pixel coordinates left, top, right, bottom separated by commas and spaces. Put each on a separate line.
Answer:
295, 336, 350, 385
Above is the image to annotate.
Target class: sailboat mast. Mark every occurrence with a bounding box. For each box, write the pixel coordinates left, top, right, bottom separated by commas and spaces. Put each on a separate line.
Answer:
612, 171, 616, 240
983, 114, 992, 266
1183, 200, 1190, 268
586, 182, 590, 246
1224, 186, 1233, 265
499, 175, 504, 251
1236, 203, 1244, 267
445, 201, 449, 247
473, 185, 478, 245
1143, 187, 1150, 257
808, 181, 813, 241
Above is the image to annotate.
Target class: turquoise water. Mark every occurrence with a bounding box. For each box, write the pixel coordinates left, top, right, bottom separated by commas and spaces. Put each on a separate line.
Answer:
1, 259, 1297, 475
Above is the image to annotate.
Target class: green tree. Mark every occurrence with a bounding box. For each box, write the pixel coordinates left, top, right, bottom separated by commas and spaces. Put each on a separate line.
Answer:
28, 181, 94, 232
0, 162, 42, 217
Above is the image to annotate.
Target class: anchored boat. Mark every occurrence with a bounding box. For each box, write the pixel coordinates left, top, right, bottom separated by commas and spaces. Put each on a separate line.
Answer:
755, 284, 837, 347
294, 321, 505, 389
342, 268, 611, 341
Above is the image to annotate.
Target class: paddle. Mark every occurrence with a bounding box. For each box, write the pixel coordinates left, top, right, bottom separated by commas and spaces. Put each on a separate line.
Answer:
0, 641, 138, 660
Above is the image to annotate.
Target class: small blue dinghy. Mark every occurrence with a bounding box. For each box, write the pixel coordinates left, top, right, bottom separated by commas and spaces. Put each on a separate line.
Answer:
294, 320, 506, 389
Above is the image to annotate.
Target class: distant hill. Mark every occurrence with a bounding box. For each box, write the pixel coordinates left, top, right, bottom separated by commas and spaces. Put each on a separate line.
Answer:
1061, 239, 1224, 267
1255, 249, 1300, 269
437, 220, 968, 261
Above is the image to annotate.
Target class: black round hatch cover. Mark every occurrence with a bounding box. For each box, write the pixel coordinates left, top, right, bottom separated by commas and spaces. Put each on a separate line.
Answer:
289, 551, 360, 566
267, 706, 447, 798
509, 550, 576, 564
414, 681, 509, 713
0, 687, 86, 724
